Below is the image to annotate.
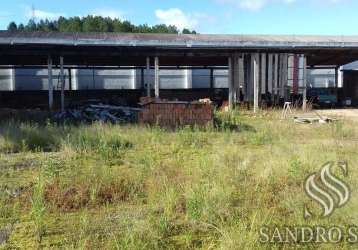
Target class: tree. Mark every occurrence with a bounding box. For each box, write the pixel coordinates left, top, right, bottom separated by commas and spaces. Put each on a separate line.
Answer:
60, 17, 82, 32
7, 16, 197, 34
7, 22, 17, 32
18, 24, 25, 31
25, 20, 37, 31
182, 28, 197, 34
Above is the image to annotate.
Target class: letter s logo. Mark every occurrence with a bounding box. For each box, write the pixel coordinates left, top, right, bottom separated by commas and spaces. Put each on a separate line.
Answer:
304, 162, 350, 218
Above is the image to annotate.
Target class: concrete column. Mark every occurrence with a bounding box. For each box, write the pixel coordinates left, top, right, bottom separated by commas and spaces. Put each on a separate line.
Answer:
337, 66, 343, 88
244, 54, 253, 102
140, 68, 144, 90
228, 56, 234, 109
60, 56, 65, 112
238, 55, 245, 103
186, 69, 192, 89
249, 54, 255, 102
273, 54, 279, 102
48, 55, 53, 111
233, 54, 240, 104
154, 56, 159, 98
302, 55, 307, 111
335, 67, 339, 88
281, 54, 288, 100
146, 57, 151, 97
278, 54, 288, 99
68, 68, 72, 91
243, 54, 248, 102
72, 69, 78, 90
131, 68, 137, 90
261, 53, 267, 95
9, 68, 15, 91
278, 54, 283, 98
267, 54, 273, 96
253, 53, 259, 113
210, 68, 214, 89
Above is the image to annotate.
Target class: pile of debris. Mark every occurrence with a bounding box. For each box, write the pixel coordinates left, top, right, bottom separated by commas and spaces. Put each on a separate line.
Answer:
54, 103, 142, 123
293, 111, 338, 124
294, 116, 338, 124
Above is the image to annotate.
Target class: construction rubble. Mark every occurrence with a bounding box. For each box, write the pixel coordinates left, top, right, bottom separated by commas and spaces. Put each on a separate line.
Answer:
53, 102, 141, 123
293, 110, 338, 124
293, 116, 338, 124
53, 97, 214, 126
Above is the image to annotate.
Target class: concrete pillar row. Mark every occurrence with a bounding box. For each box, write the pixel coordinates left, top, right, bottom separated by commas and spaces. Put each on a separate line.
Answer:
230, 52, 287, 110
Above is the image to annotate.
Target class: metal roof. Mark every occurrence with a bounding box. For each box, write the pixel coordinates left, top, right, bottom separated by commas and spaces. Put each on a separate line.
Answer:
2, 31, 358, 49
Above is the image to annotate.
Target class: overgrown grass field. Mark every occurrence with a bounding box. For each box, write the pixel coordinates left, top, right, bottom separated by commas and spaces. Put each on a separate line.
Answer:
0, 110, 358, 249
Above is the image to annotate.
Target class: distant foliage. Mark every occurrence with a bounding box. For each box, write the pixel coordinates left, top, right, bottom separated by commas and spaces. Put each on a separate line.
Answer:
6, 16, 197, 34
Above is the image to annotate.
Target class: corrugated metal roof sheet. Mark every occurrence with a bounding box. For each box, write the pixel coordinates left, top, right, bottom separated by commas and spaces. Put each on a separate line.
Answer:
1, 31, 358, 48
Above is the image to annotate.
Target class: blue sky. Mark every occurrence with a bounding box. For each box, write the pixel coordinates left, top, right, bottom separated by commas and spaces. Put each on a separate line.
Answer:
0, 0, 357, 35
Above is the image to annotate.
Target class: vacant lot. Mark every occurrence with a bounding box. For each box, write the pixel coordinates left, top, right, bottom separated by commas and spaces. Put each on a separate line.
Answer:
0, 110, 358, 249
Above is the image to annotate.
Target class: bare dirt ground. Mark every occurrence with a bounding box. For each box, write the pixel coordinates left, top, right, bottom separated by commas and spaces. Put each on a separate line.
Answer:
314, 109, 358, 121
288, 109, 358, 122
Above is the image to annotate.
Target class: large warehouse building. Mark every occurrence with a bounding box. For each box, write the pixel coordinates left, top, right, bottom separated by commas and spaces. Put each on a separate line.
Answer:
0, 32, 357, 110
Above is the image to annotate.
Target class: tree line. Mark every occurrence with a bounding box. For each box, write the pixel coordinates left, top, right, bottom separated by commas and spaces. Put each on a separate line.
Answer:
7, 16, 197, 34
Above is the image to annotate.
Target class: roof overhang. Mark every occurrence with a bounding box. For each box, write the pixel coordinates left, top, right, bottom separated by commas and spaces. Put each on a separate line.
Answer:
1, 32, 358, 66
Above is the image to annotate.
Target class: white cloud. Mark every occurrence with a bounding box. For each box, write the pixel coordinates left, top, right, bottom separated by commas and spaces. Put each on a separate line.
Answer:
155, 8, 198, 30
89, 8, 124, 19
217, 0, 295, 11
24, 6, 125, 21
25, 7, 64, 20
217, 0, 345, 11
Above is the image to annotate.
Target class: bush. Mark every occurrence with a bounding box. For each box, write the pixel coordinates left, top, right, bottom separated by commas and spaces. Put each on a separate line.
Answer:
65, 124, 133, 161
0, 121, 61, 153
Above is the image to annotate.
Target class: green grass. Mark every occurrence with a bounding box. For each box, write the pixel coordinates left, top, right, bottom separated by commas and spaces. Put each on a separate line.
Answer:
0, 110, 358, 249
